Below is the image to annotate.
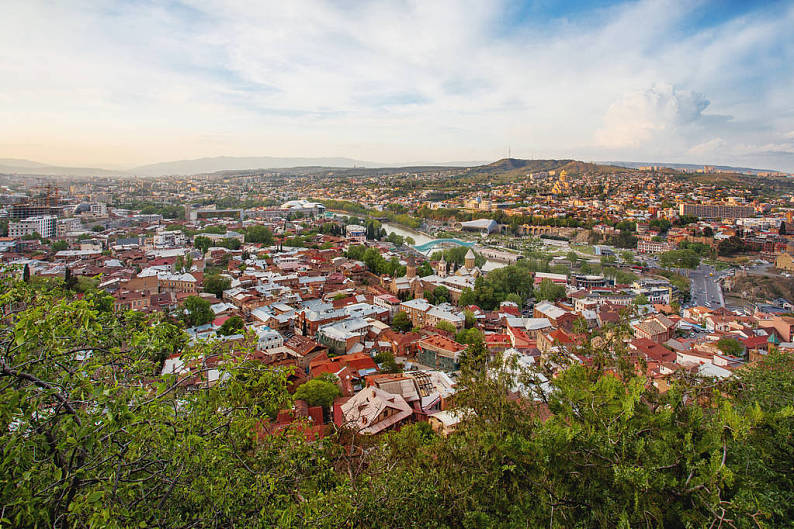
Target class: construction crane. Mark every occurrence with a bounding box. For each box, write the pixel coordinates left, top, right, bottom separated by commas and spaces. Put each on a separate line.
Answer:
29, 184, 60, 206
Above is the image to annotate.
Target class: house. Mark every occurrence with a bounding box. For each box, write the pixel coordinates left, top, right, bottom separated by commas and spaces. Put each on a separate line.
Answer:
416, 334, 466, 372
633, 314, 677, 344
428, 409, 470, 437
334, 386, 413, 434
759, 316, 794, 343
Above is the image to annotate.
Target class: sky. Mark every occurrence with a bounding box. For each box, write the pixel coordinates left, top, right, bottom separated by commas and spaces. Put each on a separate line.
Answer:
0, 0, 793, 171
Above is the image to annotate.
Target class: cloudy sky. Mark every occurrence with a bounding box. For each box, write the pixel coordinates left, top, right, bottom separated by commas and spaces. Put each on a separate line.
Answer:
1, 0, 792, 170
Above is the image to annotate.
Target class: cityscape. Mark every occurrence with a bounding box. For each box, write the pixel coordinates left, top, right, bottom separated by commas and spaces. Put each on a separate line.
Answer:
2, 1, 794, 528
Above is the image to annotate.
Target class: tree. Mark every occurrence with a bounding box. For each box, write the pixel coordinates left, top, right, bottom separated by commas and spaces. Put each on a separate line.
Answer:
463, 309, 477, 329
64, 267, 77, 290
417, 261, 433, 277
220, 238, 241, 250
505, 293, 523, 308
51, 240, 68, 252
716, 337, 744, 357
218, 315, 244, 336
0, 274, 297, 528
391, 311, 412, 332
431, 285, 450, 305
633, 293, 649, 305
293, 378, 341, 409
193, 235, 212, 254
534, 278, 566, 302
22, 263, 30, 282
436, 320, 457, 334
181, 295, 213, 327
203, 274, 231, 298
245, 225, 274, 245
373, 350, 401, 373
660, 249, 700, 269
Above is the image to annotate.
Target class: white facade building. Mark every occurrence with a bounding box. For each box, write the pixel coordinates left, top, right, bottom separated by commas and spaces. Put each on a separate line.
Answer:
9, 215, 56, 238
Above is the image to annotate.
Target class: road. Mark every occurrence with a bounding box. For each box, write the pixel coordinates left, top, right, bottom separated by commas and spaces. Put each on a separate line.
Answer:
688, 264, 725, 309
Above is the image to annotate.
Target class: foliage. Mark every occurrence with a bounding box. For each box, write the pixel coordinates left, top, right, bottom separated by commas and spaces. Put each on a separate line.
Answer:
193, 235, 212, 254
4, 273, 794, 528
181, 295, 213, 327
0, 274, 304, 528
426, 285, 450, 305
660, 249, 701, 269
245, 225, 275, 245
716, 337, 744, 357
391, 311, 412, 333
416, 261, 433, 277
373, 351, 401, 373
293, 378, 341, 409
51, 240, 69, 251
203, 274, 231, 298
535, 278, 566, 302
218, 315, 244, 336
435, 320, 457, 334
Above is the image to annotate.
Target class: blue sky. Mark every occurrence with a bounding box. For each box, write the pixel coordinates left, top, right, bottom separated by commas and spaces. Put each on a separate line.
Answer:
0, 0, 792, 171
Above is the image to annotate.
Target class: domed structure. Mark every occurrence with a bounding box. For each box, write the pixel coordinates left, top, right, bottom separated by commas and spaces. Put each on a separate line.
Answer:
73, 202, 91, 214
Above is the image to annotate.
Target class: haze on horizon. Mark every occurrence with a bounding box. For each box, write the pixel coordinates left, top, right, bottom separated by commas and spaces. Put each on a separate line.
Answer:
1, 0, 792, 172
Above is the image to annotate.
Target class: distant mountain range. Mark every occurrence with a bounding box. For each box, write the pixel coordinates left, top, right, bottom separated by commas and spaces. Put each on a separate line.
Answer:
0, 155, 787, 178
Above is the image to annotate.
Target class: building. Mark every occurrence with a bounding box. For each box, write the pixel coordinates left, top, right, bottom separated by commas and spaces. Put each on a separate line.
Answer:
459, 218, 498, 234
417, 335, 466, 371
56, 218, 82, 237
637, 239, 674, 253
679, 203, 754, 219
775, 252, 794, 272
335, 386, 413, 434
8, 215, 56, 238
345, 224, 366, 243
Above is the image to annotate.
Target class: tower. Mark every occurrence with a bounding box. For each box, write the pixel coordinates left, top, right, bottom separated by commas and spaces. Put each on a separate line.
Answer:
406, 256, 416, 279
464, 248, 475, 270
437, 255, 447, 278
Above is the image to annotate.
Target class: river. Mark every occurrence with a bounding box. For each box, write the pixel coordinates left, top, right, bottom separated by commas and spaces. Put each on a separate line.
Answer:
381, 222, 505, 271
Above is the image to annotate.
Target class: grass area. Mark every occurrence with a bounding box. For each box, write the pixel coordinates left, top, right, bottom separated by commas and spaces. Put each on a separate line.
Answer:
571, 244, 595, 255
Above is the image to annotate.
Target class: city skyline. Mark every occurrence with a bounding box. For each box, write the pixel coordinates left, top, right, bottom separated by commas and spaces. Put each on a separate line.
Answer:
1, 0, 793, 171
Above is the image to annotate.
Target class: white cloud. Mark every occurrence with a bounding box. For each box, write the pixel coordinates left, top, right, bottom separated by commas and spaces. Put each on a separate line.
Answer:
0, 0, 792, 170
596, 84, 710, 149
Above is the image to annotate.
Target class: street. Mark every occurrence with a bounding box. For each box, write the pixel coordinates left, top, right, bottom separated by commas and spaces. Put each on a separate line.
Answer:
689, 264, 725, 309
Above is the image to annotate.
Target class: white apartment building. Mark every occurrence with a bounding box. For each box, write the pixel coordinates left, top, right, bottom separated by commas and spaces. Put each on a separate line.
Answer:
9, 215, 56, 238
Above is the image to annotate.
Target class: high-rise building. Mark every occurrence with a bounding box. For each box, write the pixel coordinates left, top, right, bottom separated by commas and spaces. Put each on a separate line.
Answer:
678, 203, 754, 219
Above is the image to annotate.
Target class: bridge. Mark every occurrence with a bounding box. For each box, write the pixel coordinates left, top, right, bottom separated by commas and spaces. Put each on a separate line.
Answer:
413, 238, 475, 253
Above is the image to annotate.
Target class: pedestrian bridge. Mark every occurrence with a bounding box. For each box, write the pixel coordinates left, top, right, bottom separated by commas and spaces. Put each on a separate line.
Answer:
413, 238, 475, 252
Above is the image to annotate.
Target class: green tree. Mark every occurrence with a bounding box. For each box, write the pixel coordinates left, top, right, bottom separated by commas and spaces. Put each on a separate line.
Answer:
436, 320, 457, 334
181, 295, 213, 327
51, 240, 68, 251
660, 249, 700, 269
373, 350, 401, 373
534, 278, 566, 302
716, 337, 744, 357
193, 235, 212, 254
391, 311, 412, 332
633, 293, 650, 305
245, 225, 274, 245
218, 315, 244, 336
203, 274, 231, 298
293, 378, 341, 408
